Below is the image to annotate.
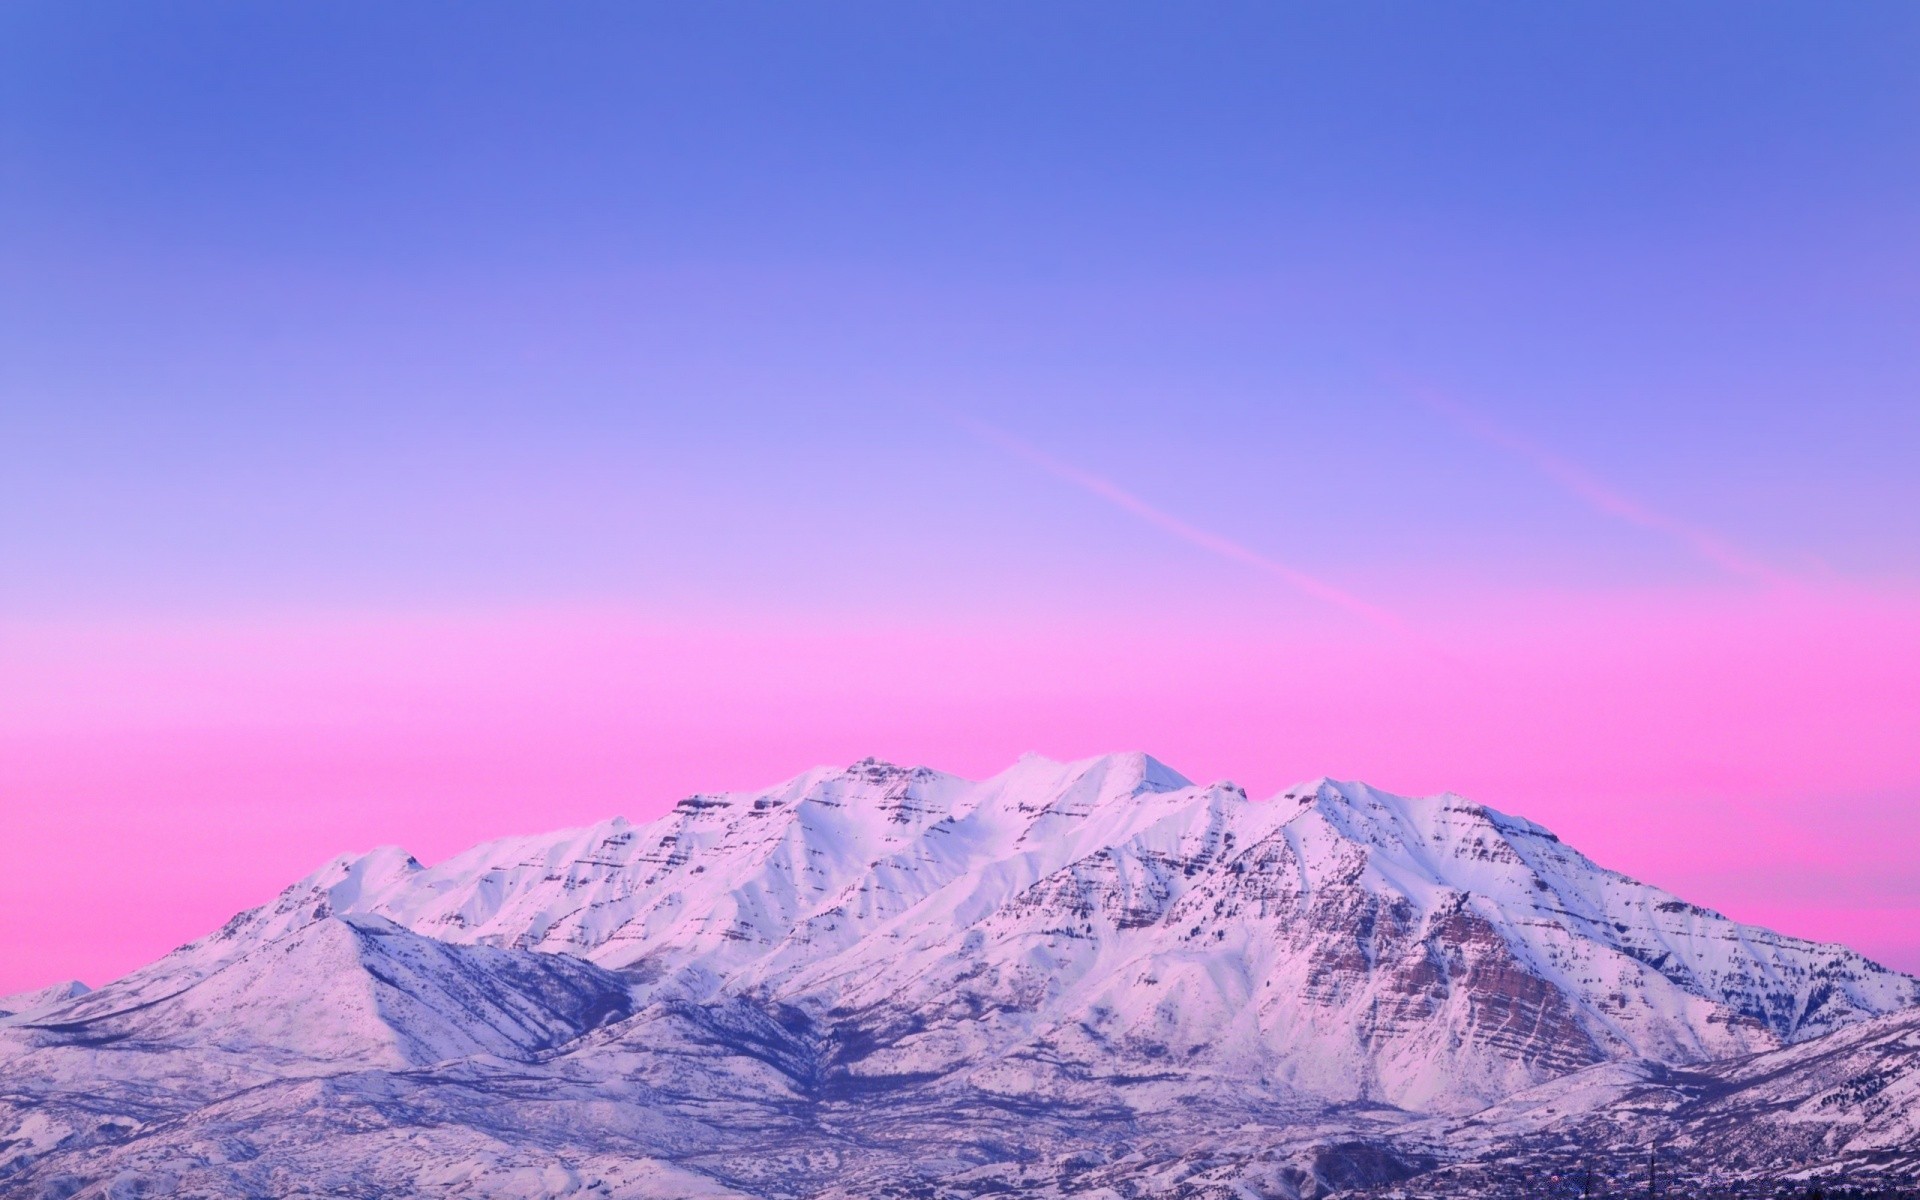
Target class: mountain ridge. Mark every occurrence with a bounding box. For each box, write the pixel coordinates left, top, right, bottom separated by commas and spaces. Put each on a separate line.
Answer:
4, 751, 1915, 1198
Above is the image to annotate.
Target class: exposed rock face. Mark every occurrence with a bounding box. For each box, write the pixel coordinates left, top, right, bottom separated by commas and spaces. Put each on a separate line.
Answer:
1, 752, 1914, 1198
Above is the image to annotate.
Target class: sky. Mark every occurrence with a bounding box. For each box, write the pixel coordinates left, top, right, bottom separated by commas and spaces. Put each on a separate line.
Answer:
2, 2, 1918, 995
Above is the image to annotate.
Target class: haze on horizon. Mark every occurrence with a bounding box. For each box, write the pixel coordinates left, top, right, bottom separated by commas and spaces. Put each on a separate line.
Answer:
2, 3, 1917, 996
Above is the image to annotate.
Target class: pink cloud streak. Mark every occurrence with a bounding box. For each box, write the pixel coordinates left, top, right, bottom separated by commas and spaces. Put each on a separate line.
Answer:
949, 413, 1415, 636
1413, 388, 1792, 586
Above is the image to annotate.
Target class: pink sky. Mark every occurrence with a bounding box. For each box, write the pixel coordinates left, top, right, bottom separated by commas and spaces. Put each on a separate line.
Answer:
8, 0, 1920, 1011
4, 582, 1917, 995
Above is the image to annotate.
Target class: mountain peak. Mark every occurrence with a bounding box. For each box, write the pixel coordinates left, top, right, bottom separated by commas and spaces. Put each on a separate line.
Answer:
840, 755, 942, 785
1013, 749, 1194, 792
1118, 749, 1194, 792
0, 979, 91, 1022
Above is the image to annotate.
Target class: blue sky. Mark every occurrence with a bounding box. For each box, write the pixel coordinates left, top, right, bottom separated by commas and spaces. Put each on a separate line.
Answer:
5, 2, 1918, 618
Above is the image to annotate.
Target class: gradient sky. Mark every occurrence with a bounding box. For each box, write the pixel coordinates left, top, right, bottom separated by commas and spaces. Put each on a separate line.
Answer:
3, 3, 1918, 995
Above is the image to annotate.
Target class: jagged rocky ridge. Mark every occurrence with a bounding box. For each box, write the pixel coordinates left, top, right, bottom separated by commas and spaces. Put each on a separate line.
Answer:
2, 753, 1915, 1198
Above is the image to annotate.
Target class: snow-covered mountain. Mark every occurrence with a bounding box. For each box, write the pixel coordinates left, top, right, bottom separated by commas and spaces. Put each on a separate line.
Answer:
2, 752, 1914, 1198
227, 752, 1916, 1111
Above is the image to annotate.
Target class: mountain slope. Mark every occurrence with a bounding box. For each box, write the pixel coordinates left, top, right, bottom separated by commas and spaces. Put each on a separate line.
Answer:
0, 981, 89, 1022
1, 913, 632, 1097
0, 914, 635, 1186
1367, 1003, 1920, 1196
238, 754, 1918, 1111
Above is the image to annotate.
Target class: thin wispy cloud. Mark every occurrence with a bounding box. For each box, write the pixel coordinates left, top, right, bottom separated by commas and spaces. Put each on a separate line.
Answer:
1413, 389, 1789, 587
949, 413, 1415, 637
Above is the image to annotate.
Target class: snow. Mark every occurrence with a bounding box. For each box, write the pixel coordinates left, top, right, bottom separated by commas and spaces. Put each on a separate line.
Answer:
0, 979, 90, 1023
3, 751, 1915, 1197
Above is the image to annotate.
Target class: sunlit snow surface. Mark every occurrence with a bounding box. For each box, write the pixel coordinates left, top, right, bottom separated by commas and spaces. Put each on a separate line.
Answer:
4, 753, 1916, 1198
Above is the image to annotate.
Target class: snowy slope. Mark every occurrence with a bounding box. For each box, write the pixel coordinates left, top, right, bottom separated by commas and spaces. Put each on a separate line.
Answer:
0, 914, 634, 1186
1372, 1003, 1920, 1196
0, 980, 89, 1022
230, 753, 1918, 1111
1, 913, 631, 1086
1676, 1004, 1920, 1178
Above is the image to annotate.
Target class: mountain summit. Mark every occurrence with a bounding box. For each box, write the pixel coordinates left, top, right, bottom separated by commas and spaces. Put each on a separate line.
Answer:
4, 753, 1915, 1198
